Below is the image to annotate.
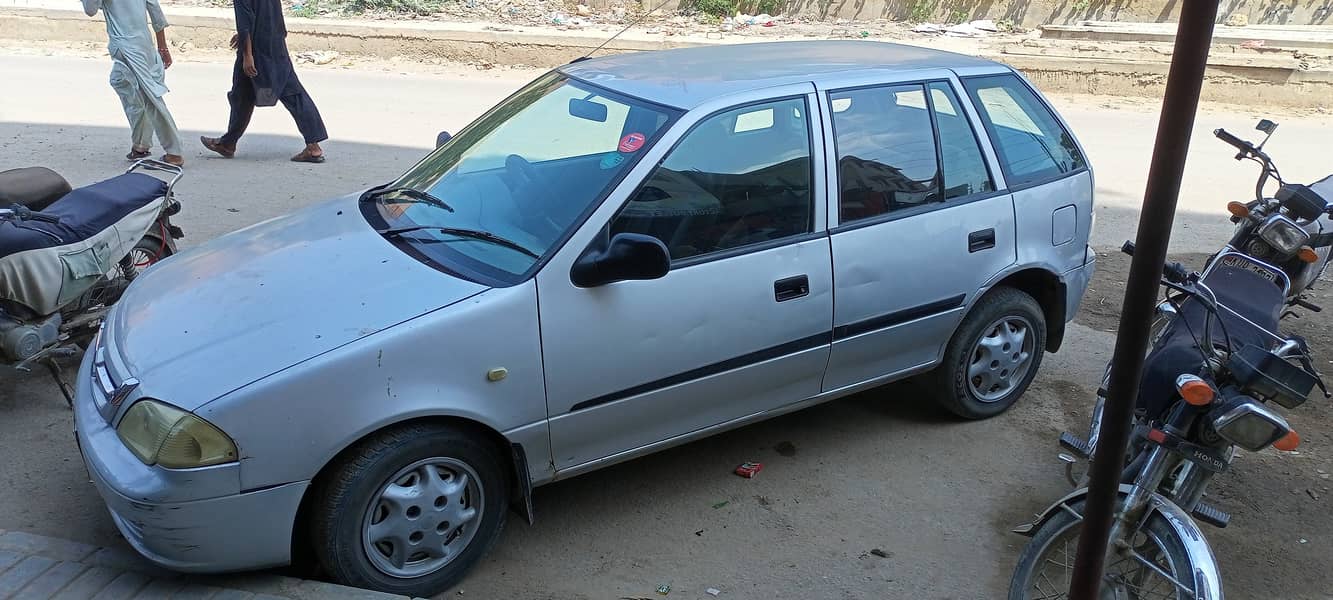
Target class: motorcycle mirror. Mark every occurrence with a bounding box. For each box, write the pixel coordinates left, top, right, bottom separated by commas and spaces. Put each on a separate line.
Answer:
1255, 119, 1278, 150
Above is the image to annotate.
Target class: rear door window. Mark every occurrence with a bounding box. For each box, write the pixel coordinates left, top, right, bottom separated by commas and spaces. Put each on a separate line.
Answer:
961, 74, 1085, 188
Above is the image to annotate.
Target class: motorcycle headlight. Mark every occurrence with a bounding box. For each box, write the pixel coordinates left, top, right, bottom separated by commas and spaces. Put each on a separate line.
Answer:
1210, 395, 1290, 452
1258, 215, 1309, 255
116, 399, 238, 468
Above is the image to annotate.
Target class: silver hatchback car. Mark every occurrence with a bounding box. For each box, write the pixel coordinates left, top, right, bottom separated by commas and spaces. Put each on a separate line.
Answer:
74, 41, 1095, 596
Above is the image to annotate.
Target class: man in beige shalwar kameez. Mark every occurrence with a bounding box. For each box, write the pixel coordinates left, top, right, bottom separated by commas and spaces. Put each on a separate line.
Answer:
83, 0, 185, 166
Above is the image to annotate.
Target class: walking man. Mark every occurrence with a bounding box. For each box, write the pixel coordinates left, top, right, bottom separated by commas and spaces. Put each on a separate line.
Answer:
201, 0, 328, 163
83, 0, 185, 166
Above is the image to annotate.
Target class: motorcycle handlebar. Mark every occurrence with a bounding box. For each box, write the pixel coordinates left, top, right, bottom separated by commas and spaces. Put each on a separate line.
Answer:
1120, 241, 1190, 284
1214, 128, 1257, 157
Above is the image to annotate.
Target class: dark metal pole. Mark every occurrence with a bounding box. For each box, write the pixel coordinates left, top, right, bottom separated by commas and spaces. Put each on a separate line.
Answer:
1067, 4, 1219, 598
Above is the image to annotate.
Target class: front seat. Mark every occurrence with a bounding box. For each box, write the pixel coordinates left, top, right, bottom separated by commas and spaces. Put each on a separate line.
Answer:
0, 167, 73, 212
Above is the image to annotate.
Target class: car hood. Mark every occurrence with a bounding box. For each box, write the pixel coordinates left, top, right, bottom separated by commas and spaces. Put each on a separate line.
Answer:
108, 194, 487, 410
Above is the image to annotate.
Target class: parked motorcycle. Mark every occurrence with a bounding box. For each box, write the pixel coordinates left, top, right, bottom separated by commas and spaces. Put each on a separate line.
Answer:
1008, 242, 1327, 599
0, 160, 184, 403
1209, 119, 1333, 307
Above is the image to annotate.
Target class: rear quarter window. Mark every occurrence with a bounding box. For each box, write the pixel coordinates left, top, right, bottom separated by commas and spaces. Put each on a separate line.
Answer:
961, 74, 1086, 188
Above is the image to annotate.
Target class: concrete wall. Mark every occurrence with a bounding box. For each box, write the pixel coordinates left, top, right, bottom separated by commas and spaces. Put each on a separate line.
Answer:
607, 0, 1333, 28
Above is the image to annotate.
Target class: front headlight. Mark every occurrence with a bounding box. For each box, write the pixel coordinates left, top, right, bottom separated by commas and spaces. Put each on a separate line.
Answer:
1258, 215, 1309, 255
1211, 396, 1290, 452
116, 400, 238, 468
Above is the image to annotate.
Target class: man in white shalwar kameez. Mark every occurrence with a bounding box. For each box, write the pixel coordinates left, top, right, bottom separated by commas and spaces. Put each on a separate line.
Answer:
83, 0, 185, 166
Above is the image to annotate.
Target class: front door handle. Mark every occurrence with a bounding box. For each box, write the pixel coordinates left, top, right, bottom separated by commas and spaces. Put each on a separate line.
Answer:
968, 228, 996, 253
774, 275, 810, 302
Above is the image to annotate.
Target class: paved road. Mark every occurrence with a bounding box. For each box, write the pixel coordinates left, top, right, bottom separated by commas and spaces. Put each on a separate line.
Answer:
2, 54, 1332, 598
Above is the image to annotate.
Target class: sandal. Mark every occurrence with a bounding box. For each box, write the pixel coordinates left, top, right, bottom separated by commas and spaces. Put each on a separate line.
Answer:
291, 149, 325, 164
200, 136, 236, 158
126, 148, 151, 160
161, 154, 185, 167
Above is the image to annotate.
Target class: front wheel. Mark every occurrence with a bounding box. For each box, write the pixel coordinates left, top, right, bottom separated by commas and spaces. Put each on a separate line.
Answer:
310, 423, 509, 597
929, 287, 1046, 419
1009, 499, 1198, 600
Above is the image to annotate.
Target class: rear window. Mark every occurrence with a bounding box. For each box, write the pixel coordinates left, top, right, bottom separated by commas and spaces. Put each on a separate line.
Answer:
961, 74, 1085, 188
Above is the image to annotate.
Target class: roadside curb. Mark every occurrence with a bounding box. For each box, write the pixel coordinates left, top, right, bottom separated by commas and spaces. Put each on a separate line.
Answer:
2, 4, 1332, 108
0, 530, 420, 600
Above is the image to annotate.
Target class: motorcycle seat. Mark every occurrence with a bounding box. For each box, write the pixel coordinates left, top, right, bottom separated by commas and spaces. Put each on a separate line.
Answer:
0, 173, 167, 260
0, 167, 73, 212
1137, 263, 1285, 420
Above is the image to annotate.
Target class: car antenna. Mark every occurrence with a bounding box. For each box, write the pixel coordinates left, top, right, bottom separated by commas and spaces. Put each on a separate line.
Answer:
573, 0, 677, 63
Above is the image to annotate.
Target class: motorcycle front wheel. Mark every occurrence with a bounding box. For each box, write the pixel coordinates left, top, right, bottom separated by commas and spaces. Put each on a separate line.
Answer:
1009, 499, 1197, 600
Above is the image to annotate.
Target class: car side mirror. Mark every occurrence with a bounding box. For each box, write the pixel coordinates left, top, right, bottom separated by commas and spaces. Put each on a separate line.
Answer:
570, 232, 670, 288
436, 131, 452, 148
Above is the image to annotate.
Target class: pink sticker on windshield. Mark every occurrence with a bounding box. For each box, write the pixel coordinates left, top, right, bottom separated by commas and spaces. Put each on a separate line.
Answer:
618, 133, 646, 153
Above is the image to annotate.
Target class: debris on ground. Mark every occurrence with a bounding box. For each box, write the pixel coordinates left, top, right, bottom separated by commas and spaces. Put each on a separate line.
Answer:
656, 582, 671, 595
870, 548, 891, 558
735, 462, 764, 478
295, 50, 341, 65
1309, 488, 1320, 500
912, 20, 996, 37
1241, 39, 1267, 49
706, 588, 721, 596
1224, 13, 1250, 27
712, 500, 730, 509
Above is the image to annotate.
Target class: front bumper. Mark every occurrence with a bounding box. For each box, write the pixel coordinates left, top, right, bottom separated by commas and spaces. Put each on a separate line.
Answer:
73, 349, 308, 573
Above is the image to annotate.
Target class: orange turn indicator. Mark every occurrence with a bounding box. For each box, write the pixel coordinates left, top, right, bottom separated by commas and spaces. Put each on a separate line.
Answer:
1179, 379, 1215, 406
1298, 246, 1319, 263
1147, 429, 1168, 444
1226, 201, 1251, 218
1274, 430, 1301, 451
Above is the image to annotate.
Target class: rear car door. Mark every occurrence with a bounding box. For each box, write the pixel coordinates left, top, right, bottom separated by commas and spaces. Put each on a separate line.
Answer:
819, 75, 1018, 391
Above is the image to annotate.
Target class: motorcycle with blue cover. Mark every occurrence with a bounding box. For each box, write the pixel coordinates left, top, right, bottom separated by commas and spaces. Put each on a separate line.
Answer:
0, 160, 184, 404
1008, 239, 1329, 599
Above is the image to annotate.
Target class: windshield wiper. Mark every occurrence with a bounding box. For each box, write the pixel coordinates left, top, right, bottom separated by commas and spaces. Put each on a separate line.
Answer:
376, 226, 540, 259
364, 186, 455, 213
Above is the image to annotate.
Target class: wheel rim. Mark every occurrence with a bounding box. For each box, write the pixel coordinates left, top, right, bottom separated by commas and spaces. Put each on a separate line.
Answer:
1025, 517, 1186, 599
966, 315, 1035, 402
361, 457, 484, 579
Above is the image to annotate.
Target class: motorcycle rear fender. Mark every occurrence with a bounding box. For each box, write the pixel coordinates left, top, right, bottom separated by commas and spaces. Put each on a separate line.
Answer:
1014, 484, 1224, 600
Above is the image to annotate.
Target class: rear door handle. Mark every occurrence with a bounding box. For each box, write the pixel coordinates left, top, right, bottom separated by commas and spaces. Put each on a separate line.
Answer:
968, 228, 996, 253
774, 275, 809, 302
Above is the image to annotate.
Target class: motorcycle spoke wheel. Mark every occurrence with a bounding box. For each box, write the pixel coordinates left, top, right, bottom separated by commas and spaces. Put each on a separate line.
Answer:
1010, 501, 1198, 600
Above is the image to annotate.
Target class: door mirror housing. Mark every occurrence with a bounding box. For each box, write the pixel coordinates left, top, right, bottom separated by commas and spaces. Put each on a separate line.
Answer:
570, 232, 670, 287
436, 131, 452, 148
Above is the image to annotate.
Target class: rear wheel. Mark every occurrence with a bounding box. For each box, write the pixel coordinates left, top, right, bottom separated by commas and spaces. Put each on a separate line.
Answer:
930, 287, 1046, 419
1009, 499, 1197, 599
311, 423, 509, 597
120, 235, 171, 279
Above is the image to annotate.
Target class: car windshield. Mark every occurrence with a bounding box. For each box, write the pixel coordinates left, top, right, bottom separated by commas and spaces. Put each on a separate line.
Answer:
370, 73, 679, 284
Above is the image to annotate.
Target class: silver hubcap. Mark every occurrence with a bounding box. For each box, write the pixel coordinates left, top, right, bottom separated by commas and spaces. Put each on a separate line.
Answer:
967, 316, 1035, 402
361, 458, 483, 578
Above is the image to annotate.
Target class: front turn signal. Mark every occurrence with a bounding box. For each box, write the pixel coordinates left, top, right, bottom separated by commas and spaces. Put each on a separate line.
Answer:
1176, 374, 1215, 406
1298, 246, 1319, 263
1226, 201, 1251, 219
1274, 430, 1301, 451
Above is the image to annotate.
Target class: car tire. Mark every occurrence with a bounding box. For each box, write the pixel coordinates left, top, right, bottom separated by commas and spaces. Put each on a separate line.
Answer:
929, 286, 1046, 419
310, 423, 508, 597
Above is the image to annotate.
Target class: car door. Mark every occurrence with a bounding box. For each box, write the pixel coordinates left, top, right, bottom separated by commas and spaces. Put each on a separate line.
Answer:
819, 75, 1018, 391
537, 88, 834, 472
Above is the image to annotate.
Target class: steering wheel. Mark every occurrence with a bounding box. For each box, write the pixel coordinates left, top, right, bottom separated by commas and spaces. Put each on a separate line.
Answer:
503, 154, 562, 241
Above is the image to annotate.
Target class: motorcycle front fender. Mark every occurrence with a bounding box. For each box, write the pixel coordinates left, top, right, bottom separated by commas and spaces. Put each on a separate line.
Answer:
1013, 483, 1224, 600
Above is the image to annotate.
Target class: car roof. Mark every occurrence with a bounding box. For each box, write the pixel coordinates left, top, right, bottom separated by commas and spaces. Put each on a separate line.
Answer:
557, 40, 1008, 109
